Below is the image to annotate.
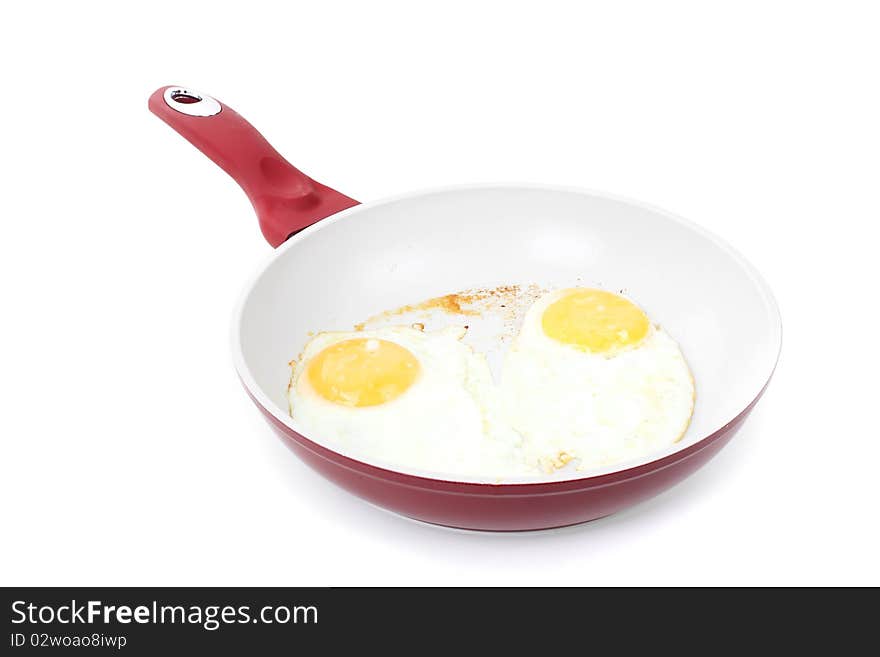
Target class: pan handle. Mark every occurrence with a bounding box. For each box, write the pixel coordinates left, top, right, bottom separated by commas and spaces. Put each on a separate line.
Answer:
148, 85, 360, 247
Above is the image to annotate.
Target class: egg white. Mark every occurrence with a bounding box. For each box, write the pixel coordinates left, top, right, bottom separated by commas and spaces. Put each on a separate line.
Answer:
499, 289, 696, 472
289, 289, 696, 479
288, 325, 528, 478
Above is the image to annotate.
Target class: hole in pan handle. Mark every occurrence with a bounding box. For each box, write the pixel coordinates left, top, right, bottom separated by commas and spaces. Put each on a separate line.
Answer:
148, 85, 360, 247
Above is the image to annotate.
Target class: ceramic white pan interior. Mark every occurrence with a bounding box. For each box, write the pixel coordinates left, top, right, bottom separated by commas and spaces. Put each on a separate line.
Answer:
233, 184, 782, 484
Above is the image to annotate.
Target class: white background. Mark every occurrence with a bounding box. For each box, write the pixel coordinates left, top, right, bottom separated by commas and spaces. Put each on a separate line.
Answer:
2, 1, 878, 586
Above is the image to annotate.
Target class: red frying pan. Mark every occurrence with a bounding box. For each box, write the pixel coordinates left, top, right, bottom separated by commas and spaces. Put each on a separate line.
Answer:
149, 85, 781, 531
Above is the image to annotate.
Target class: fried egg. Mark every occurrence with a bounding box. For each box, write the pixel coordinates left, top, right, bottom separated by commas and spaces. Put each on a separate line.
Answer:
500, 288, 695, 472
287, 325, 527, 478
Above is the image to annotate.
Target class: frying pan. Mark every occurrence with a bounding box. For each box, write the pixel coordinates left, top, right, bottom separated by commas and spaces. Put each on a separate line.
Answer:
149, 85, 781, 531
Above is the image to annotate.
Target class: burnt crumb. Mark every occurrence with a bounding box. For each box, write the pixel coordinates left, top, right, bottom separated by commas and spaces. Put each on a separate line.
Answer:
352, 283, 546, 332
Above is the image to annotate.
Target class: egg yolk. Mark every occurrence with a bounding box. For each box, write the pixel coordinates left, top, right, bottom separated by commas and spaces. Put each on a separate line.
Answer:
307, 338, 420, 407
542, 288, 650, 353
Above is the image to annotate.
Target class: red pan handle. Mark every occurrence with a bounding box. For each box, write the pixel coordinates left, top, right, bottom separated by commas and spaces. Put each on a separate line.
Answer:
149, 85, 360, 247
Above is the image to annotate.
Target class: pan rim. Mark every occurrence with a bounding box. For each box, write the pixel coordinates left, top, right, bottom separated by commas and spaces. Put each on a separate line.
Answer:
231, 182, 782, 486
